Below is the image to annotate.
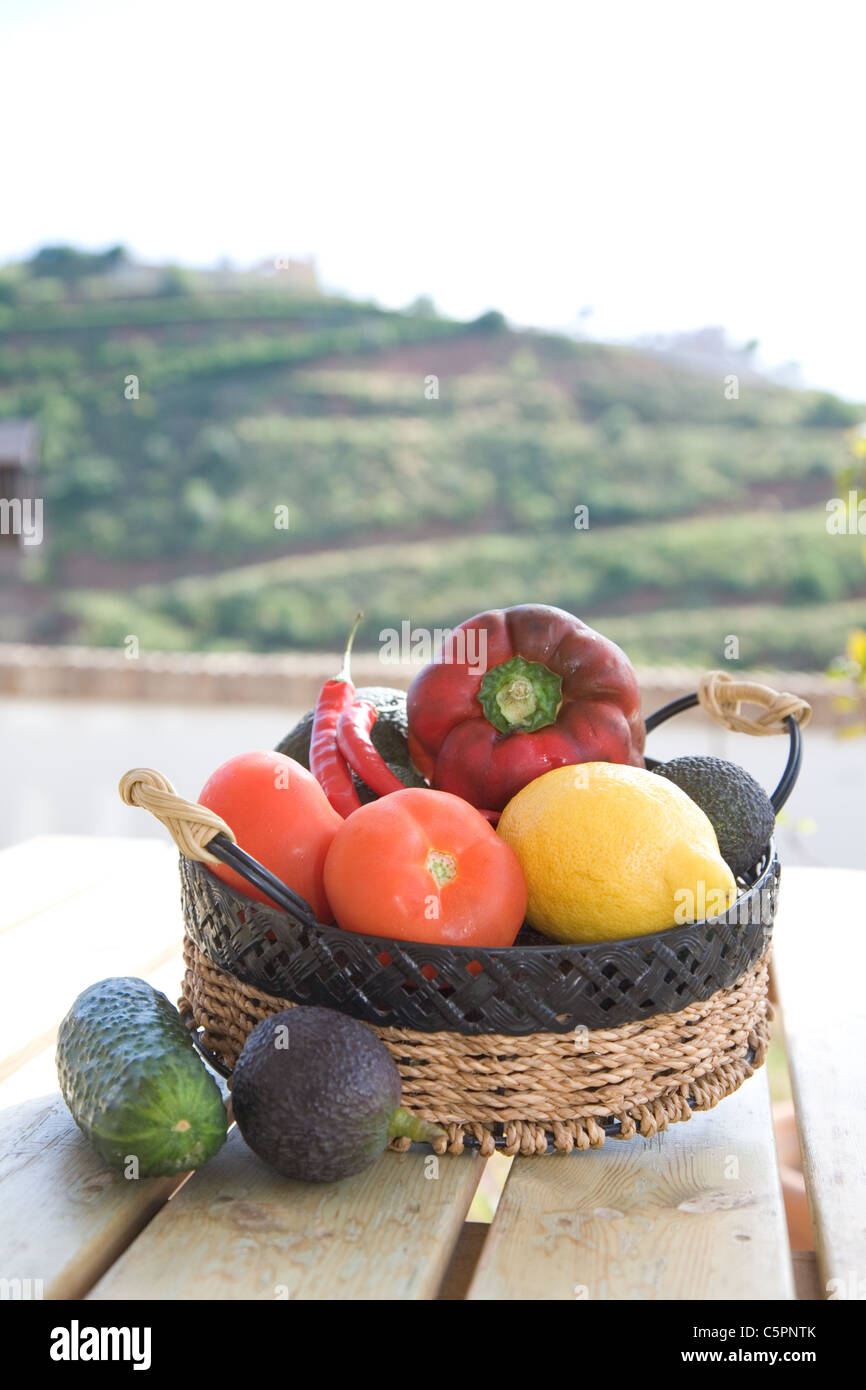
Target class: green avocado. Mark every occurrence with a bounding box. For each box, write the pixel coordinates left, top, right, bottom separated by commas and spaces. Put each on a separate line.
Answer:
276, 685, 427, 801
56, 978, 227, 1176
231, 1007, 442, 1183
653, 755, 776, 879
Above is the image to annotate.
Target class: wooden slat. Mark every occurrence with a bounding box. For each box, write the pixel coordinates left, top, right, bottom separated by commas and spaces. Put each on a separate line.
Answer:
0, 835, 169, 934
88, 1132, 485, 1301
467, 1069, 794, 1301
0, 954, 185, 1108
0, 834, 197, 1299
0, 841, 182, 1079
0, 952, 193, 1299
771, 865, 866, 1301
0, 1094, 184, 1300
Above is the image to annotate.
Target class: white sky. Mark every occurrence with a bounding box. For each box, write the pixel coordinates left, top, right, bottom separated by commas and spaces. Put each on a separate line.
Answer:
1, 0, 863, 397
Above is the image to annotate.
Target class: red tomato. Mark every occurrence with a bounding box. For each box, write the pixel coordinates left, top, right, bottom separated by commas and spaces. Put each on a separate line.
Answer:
199, 751, 342, 921
323, 788, 527, 947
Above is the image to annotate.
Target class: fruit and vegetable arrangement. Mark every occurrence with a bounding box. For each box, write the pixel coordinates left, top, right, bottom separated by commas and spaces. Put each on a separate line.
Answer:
199, 602, 774, 947
59, 602, 804, 1182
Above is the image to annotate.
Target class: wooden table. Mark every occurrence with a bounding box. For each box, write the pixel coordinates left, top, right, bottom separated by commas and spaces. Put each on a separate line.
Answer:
1, 836, 862, 1301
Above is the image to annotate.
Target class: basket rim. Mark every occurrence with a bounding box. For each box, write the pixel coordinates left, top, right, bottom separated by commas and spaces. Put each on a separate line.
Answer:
187, 837, 778, 967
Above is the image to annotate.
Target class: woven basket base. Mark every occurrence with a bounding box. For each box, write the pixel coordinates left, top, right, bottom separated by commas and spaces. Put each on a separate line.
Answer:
179, 935, 772, 1157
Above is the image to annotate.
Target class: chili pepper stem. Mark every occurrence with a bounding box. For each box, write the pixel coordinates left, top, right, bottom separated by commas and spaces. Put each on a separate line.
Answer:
388, 1106, 446, 1145
337, 611, 363, 683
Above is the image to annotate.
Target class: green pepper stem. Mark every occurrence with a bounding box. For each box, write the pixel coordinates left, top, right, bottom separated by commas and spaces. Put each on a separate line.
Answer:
478, 655, 562, 734
388, 1106, 446, 1145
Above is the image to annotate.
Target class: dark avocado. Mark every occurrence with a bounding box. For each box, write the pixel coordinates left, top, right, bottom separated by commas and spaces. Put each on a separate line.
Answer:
276, 685, 427, 801
230, 1007, 441, 1183
653, 754, 776, 878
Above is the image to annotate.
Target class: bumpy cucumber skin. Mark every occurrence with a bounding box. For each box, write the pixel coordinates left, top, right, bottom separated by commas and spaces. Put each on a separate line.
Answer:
56, 977, 227, 1176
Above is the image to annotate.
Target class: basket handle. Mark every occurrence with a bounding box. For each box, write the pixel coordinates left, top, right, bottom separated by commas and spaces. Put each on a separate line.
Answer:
644, 671, 812, 814
118, 768, 320, 925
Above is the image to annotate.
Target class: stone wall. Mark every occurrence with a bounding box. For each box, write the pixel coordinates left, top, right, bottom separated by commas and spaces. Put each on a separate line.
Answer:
0, 642, 846, 725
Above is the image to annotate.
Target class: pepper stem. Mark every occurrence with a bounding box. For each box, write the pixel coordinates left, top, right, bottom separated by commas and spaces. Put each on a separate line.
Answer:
336, 612, 363, 683
478, 655, 563, 734
388, 1106, 446, 1145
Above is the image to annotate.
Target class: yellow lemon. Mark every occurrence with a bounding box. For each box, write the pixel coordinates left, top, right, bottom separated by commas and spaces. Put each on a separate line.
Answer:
497, 762, 738, 943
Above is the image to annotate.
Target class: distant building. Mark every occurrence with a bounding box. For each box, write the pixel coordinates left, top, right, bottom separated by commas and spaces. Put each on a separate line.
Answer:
100, 261, 167, 295
252, 255, 319, 292
98, 255, 321, 297
0, 420, 40, 565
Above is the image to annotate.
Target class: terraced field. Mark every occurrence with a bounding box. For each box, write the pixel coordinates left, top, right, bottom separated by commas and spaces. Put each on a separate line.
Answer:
0, 275, 862, 668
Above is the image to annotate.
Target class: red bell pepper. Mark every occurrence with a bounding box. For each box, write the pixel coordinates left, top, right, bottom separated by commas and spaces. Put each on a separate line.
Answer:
406, 604, 645, 812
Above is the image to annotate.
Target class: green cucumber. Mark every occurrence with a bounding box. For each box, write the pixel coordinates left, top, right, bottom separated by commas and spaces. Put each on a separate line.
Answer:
56, 977, 227, 1177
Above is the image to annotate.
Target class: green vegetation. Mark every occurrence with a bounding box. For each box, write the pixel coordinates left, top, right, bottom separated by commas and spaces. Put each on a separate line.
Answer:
1, 247, 862, 669
63, 519, 866, 668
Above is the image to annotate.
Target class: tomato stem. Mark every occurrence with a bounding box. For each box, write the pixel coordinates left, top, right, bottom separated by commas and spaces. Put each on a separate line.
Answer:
425, 849, 457, 885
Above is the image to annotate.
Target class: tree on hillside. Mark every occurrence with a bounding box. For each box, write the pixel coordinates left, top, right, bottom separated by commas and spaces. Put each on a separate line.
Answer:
406, 294, 438, 318
28, 244, 129, 281
803, 392, 860, 428
472, 309, 507, 333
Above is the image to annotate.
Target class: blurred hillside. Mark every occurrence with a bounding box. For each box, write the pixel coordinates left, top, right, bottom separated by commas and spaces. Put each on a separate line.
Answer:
0, 247, 863, 669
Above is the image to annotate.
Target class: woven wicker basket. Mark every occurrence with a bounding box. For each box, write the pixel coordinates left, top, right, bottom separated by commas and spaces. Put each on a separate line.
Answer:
122, 670, 810, 1155
179, 932, 773, 1155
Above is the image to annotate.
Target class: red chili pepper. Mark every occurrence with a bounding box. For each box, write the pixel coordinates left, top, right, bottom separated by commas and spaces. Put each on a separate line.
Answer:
310, 614, 363, 817
337, 701, 407, 797
337, 699, 503, 821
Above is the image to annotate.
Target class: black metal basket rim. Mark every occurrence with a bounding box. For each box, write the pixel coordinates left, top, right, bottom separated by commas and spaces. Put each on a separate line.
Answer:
194, 837, 778, 969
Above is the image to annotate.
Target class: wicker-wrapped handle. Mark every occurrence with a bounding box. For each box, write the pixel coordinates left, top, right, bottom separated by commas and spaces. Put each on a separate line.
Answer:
119, 768, 235, 865
696, 671, 811, 735
119, 767, 318, 924
645, 671, 811, 813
